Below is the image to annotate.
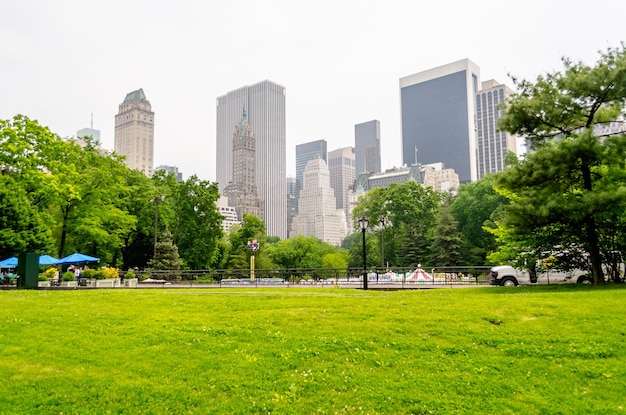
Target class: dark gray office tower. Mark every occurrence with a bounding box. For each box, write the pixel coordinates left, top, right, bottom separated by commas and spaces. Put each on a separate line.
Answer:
295, 140, 327, 196
354, 120, 381, 175
216, 80, 286, 239
400, 59, 480, 183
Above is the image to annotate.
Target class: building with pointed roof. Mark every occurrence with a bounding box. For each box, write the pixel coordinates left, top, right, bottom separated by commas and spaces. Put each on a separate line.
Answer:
114, 88, 155, 176
291, 158, 347, 246
224, 108, 263, 221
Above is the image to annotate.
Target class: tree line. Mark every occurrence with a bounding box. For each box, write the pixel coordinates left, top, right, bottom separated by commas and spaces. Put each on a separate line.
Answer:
1, 45, 625, 282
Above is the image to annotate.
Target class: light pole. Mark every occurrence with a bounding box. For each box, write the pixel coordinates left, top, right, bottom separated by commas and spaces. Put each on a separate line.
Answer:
358, 216, 369, 290
153, 196, 164, 259
380, 216, 387, 270
247, 240, 259, 281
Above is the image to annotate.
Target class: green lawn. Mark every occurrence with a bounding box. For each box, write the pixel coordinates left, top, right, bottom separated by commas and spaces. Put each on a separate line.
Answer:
1, 285, 625, 414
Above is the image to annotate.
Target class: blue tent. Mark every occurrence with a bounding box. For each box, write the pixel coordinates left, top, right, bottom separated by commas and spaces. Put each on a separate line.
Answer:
0, 256, 18, 268
39, 255, 60, 265
56, 253, 100, 265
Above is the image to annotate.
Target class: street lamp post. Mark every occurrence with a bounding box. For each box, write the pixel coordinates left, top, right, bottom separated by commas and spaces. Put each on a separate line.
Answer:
247, 240, 259, 281
153, 196, 164, 259
380, 217, 387, 270
358, 216, 369, 290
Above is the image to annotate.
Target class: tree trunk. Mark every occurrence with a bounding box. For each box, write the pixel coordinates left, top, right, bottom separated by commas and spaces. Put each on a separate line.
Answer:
585, 216, 604, 284
581, 163, 604, 284
58, 206, 70, 258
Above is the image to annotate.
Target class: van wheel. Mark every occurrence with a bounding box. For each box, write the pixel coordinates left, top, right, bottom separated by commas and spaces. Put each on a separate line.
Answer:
577, 275, 592, 284
500, 277, 518, 286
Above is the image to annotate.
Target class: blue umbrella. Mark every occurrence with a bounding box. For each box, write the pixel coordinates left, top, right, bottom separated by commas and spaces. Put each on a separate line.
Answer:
56, 253, 100, 265
39, 255, 59, 265
0, 256, 18, 267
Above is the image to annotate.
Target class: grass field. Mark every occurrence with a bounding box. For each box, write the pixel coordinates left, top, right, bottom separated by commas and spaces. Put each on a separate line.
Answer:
1, 285, 625, 414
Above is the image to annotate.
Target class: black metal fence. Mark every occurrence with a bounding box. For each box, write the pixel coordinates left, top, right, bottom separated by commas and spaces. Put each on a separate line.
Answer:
123, 266, 493, 288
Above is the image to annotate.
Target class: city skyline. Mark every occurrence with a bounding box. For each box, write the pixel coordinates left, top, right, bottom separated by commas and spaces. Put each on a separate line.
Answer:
1, 1, 624, 182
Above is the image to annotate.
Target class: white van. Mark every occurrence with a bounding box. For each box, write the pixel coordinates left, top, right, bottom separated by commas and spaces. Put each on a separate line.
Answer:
489, 265, 590, 286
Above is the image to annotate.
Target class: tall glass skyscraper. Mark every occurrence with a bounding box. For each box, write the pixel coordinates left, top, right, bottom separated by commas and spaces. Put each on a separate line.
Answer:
328, 146, 355, 231
295, 139, 327, 197
216, 80, 287, 239
400, 59, 480, 183
354, 120, 381, 175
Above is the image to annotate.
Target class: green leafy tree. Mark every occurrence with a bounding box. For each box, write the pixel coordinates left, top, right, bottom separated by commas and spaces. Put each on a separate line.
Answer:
321, 251, 349, 269
156, 173, 223, 269
45, 136, 136, 260
266, 235, 338, 269
347, 231, 376, 269
496, 45, 626, 283
0, 173, 54, 257
450, 175, 508, 264
118, 169, 155, 270
0, 116, 59, 256
0, 115, 136, 262
352, 181, 441, 267
225, 214, 272, 269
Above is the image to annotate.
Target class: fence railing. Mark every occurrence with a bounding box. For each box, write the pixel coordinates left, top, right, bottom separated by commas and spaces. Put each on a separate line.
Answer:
123, 266, 493, 288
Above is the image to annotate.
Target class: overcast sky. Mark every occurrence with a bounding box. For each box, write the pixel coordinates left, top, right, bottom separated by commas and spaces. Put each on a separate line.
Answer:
2, 0, 624, 181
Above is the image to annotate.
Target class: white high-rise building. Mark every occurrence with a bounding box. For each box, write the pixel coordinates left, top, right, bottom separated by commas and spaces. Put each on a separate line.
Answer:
291, 158, 347, 246
476, 80, 517, 179
216, 196, 240, 234
216, 80, 286, 239
328, 146, 355, 230
114, 88, 154, 176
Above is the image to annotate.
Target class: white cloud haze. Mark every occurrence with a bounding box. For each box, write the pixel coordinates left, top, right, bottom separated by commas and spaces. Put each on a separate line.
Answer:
1, 0, 624, 180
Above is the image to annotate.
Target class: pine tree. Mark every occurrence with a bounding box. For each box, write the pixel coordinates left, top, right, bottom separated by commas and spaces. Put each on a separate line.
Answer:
432, 200, 464, 266
147, 229, 183, 270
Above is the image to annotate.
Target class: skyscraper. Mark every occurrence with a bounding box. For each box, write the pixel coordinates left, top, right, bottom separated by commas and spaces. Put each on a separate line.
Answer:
224, 109, 263, 221
216, 80, 286, 239
291, 158, 347, 246
77, 128, 100, 141
295, 139, 327, 197
354, 120, 381, 175
114, 88, 154, 176
154, 165, 183, 182
77, 113, 100, 142
286, 177, 298, 238
400, 59, 480, 183
328, 146, 355, 230
476, 80, 517, 179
